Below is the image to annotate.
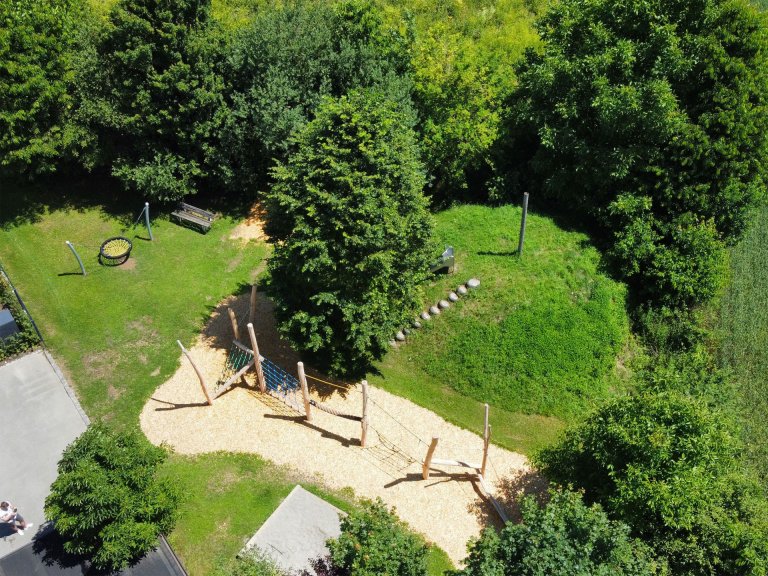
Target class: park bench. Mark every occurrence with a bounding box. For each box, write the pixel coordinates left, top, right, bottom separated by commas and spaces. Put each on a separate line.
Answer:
171, 202, 215, 233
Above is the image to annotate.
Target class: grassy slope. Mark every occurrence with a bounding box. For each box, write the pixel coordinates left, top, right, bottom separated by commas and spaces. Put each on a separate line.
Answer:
718, 205, 768, 480
369, 205, 631, 454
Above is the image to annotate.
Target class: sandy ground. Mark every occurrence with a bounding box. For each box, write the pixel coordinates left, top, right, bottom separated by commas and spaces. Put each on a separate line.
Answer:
141, 227, 540, 565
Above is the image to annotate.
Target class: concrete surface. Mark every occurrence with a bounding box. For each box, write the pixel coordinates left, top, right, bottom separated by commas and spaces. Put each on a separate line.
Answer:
243, 485, 343, 574
0, 351, 88, 559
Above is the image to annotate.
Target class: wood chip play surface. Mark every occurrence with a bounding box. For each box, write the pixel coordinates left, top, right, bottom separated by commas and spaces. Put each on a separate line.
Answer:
141, 292, 535, 565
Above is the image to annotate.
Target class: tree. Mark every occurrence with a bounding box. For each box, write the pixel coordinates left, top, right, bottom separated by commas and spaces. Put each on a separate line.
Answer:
70, 0, 223, 200
456, 490, 660, 576
265, 89, 433, 376
503, 0, 768, 307
301, 499, 428, 576
45, 424, 179, 571
536, 392, 768, 575
216, 0, 413, 194
0, 0, 85, 176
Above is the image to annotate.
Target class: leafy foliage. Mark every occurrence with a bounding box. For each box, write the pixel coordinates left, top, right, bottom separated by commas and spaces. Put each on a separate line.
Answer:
216, 0, 413, 193
45, 423, 179, 571
504, 0, 768, 307
299, 499, 428, 576
0, 0, 84, 176
211, 548, 285, 576
265, 90, 433, 376
70, 0, 223, 200
0, 273, 39, 360
537, 392, 768, 575
456, 490, 660, 576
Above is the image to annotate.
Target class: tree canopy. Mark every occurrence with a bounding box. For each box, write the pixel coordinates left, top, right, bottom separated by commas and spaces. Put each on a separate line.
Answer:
505, 0, 768, 307
265, 89, 433, 376
45, 424, 179, 571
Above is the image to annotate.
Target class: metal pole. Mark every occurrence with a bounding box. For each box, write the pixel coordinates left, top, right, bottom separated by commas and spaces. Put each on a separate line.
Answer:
144, 202, 153, 240
517, 192, 529, 258
65, 241, 86, 276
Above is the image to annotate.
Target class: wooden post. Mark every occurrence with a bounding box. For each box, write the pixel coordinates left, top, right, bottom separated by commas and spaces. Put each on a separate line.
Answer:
298, 361, 312, 421
422, 437, 439, 480
481, 403, 490, 477
249, 283, 258, 326
247, 322, 266, 393
227, 307, 240, 341
177, 340, 212, 406
360, 380, 369, 448
517, 192, 529, 257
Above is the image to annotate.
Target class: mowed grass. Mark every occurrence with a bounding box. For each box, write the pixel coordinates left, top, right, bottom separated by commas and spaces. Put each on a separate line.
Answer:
0, 197, 267, 428
718, 205, 768, 480
163, 452, 453, 576
369, 205, 631, 454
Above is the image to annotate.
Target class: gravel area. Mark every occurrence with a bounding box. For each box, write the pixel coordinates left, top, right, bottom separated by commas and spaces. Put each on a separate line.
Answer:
140, 293, 533, 565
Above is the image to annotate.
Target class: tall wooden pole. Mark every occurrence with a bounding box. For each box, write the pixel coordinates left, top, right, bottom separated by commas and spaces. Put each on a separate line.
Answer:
177, 340, 212, 405
298, 361, 312, 421
517, 192, 529, 258
360, 380, 369, 448
249, 283, 258, 326
247, 322, 266, 393
423, 437, 439, 480
481, 403, 490, 477
227, 307, 240, 341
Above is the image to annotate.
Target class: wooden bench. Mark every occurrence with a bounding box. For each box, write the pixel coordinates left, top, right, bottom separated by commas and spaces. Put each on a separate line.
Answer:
171, 202, 215, 233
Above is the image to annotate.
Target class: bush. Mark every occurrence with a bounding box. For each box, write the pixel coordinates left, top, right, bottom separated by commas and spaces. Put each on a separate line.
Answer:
455, 490, 660, 576
45, 423, 179, 571
211, 549, 285, 576
300, 499, 428, 576
0, 273, 39, 361
503, 0, 768, 307
265, 89, 433, 376
537, 392, 768, 575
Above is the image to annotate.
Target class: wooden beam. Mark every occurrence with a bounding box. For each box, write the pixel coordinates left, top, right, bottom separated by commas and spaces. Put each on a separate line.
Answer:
227, 307, 240, 341
298, 361, 312, 421
360, 380, 369, 448
422, 437, 439, 480
177, 340, 212, 405
214, 358, 256, 398
247, 323, 266, 393
477, 473, 509, 523
249, 283, 257, 326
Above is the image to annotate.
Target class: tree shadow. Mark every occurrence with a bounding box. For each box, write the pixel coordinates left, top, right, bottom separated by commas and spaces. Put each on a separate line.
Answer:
469, 468, 550, 529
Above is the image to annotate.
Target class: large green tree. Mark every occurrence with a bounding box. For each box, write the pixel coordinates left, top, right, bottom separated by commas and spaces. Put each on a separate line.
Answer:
265, 89, 433, 376
71, 0, 222, 200
504, 0, 768, 307
456, 490, 660, 576
0, 0, 84, 176
216, 0, 413, 194
537, 392, 768, 575
45, 424, 179, 571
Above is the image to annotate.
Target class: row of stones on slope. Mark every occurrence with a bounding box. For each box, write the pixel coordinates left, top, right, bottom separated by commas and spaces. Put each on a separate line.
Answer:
391, 278, 480, 345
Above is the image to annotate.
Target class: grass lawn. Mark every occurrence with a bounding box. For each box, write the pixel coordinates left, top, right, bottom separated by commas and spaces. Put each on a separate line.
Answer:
718, 205, 768, 481
0, 192, 629, 574
369, 205, 632, 454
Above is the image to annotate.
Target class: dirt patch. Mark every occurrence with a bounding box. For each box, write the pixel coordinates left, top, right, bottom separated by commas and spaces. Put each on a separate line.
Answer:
229, 202, 268, 242
83, 351, 113, 381
107, 384, 121, 400
141, 292, 535, 565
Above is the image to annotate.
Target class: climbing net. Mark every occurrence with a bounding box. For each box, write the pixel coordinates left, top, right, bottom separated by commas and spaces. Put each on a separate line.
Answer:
214, 341, 255, 397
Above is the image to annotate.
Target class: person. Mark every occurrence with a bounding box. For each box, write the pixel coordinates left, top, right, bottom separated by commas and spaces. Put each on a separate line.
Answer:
0, 501, 32, 536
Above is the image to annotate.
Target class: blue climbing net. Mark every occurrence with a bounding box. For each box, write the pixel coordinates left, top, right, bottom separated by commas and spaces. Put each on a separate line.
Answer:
261, 356, 299, 398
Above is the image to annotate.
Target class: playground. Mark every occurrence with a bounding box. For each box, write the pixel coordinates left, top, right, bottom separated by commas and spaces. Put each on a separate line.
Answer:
140, 290, 534, 563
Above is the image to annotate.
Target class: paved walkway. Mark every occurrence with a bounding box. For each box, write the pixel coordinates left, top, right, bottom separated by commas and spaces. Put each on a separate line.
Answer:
0, 351, 88, 559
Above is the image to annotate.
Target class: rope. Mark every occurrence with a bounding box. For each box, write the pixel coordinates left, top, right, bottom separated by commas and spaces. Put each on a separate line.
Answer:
309, 399, 362, 422
368, 397, 430, 447
304, 373, 360, 393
